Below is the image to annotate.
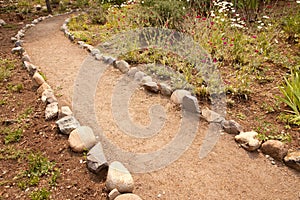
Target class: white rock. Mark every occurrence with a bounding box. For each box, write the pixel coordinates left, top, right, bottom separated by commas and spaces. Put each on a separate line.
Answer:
106, 161, 134, 193
127, 67, 139, 78
0, 19, 6, 26
45, 102, 58, 120
11, 47, 24, 54
114, 194, 142, 200
108, 188, 120, 200
33, 72, 45, 86
235, 131, 261, 151
91, 48, 100, 56
68, 126, 97, 152
56, 115, 80, 135
170, 89, 191, 104
37, 82, 51, 94
41, 89, 57, 104
59, 106, 73, 118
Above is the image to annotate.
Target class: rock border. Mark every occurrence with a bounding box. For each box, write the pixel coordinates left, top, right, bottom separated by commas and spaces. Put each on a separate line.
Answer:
11, 11, 299, 199
61, 15, 299, 172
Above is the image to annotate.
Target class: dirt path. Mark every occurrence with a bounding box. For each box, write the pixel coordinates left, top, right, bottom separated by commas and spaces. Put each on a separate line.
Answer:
24, 15, 300, 200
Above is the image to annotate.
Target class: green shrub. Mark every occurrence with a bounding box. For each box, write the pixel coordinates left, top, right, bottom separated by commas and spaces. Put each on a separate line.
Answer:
141, 0, 188, 29
278, 67, 300, 125
0, 59, 15, 82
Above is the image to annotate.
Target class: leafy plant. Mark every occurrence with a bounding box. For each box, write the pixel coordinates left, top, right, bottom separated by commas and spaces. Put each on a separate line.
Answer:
0, 58, 15, 82
3, 128, 23, 144
257, 132, 292, 143
277, 68, 300, 125
6, 83, 24, 93
29, 188, 51, 200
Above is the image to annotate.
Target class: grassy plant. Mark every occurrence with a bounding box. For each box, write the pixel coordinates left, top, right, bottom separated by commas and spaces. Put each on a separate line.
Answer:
0, 59, 15, 82
257, 132, 292, 143
2, 128, 23, 144
6, 83, 24, 93
0, 146, 26, 160
277, 68, 300, 125
29, 188, 51, 200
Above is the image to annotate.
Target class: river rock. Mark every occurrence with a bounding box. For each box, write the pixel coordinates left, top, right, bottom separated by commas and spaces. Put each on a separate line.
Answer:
95, 53, 103, 61
115, 194, 142, 200
59, 106, 73, 118
143, 82, 159, 93
87, 142, 108, 175
33, 72, 45, 86
56, 115, 80, 135
23, 61, 37, 75
41, 89, 57, 104
201, 107, 224, 123
114, 60, 130, 73
182, 95, 200, 113
106, 161, 134, 193
14, 40, 22, 47
141, 76, 152, 84
158, 83, 172, 96
68, 126, 97, 152
37, 82, 51, 94
45, 102, 58, 120
21, 54, 31, 63
91, 48, 100, 56
235, 131, 261, 151
127, 67, 139, 78
221, 120, 242, 134
108, 188, 120, 200
0, 19, 6, 26
261, 140, 288, 161
284, 150, 300, 171
11, 46, 24, 54
170, 90, 191, 104
134, 71, 145, 82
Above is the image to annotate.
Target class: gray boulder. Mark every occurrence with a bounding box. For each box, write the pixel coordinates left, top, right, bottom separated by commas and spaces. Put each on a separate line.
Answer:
11, 47, 24, 55
182, 95, 200, 113
221, 120, 243, 134
114, 60, 130, 73
134, 71, 145, 82
143, 82, 159, 93
201, 107, 224, 123
56, 115, 80, 135
87, 142, 108, 175
141, 76, 152, 84
68, 126, 97, 152
170, 90, 191, 104
158, 83, 172, 96
106, 161, 134, 193
37, 82, 51, 95
127, 67, 139, 78
41, 89, 57, 104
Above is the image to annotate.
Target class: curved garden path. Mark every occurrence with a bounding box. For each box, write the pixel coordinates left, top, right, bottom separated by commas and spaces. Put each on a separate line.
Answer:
23, 15, 300, 199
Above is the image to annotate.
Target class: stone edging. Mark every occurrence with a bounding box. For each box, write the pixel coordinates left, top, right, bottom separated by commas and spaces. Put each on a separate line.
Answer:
61, 15, 299, 173
10, 12, 299, 199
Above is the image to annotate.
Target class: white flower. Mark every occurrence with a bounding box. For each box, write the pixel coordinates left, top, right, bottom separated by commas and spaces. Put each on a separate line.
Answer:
221, 18, 225, 22
297, 1, 300, 3
262, 15, 270, 19
257, 26, 262, 29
